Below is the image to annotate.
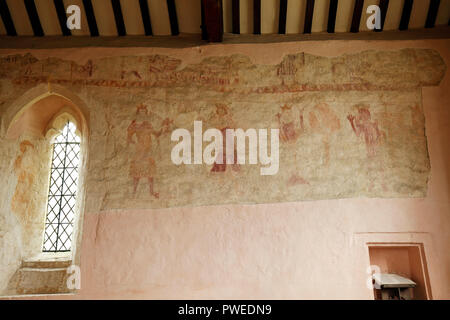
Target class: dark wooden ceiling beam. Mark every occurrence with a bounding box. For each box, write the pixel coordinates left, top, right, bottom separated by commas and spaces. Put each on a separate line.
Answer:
327, 0, 338, 33
303, 0, 315, 34
201, 0, 223, 42
24, 0, 44, 36
253, 0, 261, 34
350, 0, 364, 33
425, 0, 440, 28
82, 0, 99, 36
2, 28, 450, 49
399, 0, 413, 30
278, 0, 287, 34
232, 0, 239, 34
138, 0, 152, 36
53, 0, 71, 36
374, 0, 389, 32
111, 0, 126, 36
0, 0, 17, 36
201, 0, 207, 39
166, 0, 179, 36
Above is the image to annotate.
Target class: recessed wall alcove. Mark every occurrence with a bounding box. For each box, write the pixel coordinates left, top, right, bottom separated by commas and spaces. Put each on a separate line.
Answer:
368, 243, 432, 300
1, 84, 89, 296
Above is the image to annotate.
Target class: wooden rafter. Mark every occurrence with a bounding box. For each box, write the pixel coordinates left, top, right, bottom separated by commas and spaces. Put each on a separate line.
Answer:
232, 0, 239, 34
24, 0, 44, 36
53, 0, 71, 36
425, 0, 440, 28
0, 0, 16, 36
327, 0, 338, 33
399, 0, 413, 30
278, 0, 287, 34
374, 0, 389, 32
82, 0, 99, 36
167, 0, 179, 36
253, 0, 260, 35
138, 0, 153, 36
201, 0, 223, 42
304, 0, 315, 34
350, 0, 364, 33
111, 0, 126, 36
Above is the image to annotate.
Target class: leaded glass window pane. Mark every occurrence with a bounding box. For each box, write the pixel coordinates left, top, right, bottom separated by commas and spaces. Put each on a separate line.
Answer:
43, 122, 80, 252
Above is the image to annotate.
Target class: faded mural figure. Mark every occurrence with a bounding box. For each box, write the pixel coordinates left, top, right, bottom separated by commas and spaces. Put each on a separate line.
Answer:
104, 103, 117, 159
277, 102, 341, 186
121, 70, 142, 80
71, 60, 94, 78
209, 103, 240, 173
277, 55, 299, 86
276, 104, 308, 186
148, 55, 180, 73
308, 103, 341, 165
127, 104, 170, 198
347, 105, 387, 192
11, 141, 35, 219
276, 104, 304, 143
347, 106, 383, 158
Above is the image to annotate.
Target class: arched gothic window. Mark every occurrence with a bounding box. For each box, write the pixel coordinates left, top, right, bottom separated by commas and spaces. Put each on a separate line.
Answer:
42, 121, 81, 252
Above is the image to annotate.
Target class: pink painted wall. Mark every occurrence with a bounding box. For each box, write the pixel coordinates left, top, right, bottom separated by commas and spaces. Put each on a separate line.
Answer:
2, 39, 449, 299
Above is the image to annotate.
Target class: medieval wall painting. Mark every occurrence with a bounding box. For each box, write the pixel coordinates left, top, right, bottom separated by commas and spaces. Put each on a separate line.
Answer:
11, 141, 36, 220
9, 139, 50, 254
127, 104, 168, 199
0, 49, 445, 211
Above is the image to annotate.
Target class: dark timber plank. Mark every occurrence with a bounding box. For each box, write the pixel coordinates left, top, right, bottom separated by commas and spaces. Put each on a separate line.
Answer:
374, 0, 389, 32
24, 0, 44, 36
138, 0, 152, 36
253, 0, 260, 34
399, 0, 413, 30
327, 0, 338, 33
166, 0, 179, 35
201, 0, 223, 42
1, 28, 449, 49
303, 0, 315, 34
54, 0, 71, 36
201, 0, 207, 39
350, 0, 364, 33
0, 0, 17, 36
111, 0, 126, 36
82, 0, 99, 36
278, 0, 287, 34
425, 0, 440, 28
232, 0, 239, 34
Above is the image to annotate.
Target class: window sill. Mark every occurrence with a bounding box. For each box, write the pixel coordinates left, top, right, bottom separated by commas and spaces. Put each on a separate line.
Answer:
22, 252, 72, 269
0, 292, 77, 299
4, 255, 75, 296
